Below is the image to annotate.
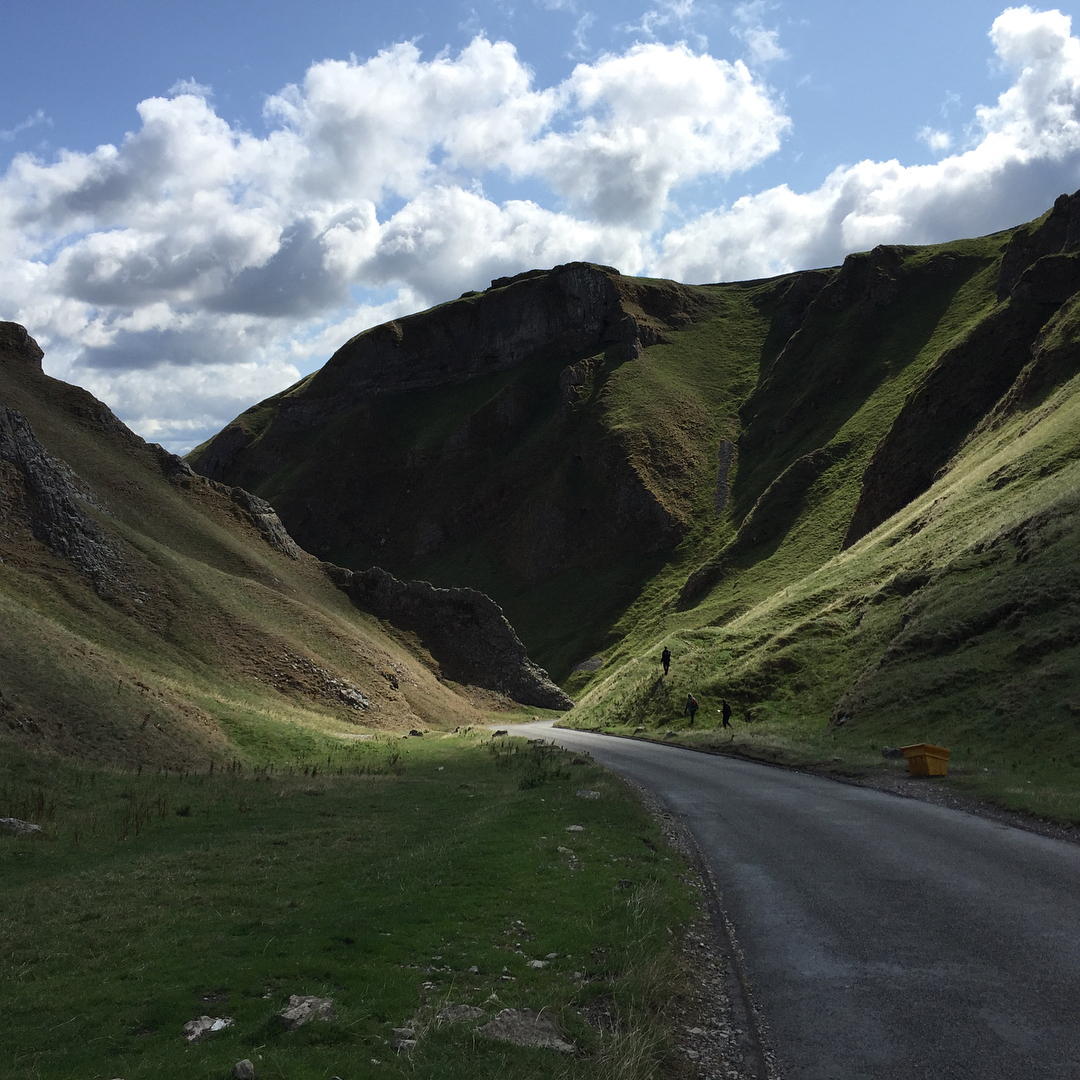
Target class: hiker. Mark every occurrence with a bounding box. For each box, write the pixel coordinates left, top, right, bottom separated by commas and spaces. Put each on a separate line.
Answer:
684, 693, 698, 725
661, 646, 671, 676
721, 700, 732, 728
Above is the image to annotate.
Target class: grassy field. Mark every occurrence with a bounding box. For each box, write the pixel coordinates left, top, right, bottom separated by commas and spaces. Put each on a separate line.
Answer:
1, 729, 698, 1080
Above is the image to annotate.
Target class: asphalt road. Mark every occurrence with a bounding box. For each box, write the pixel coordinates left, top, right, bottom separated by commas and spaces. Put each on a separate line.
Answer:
513, 721, 1080, 1080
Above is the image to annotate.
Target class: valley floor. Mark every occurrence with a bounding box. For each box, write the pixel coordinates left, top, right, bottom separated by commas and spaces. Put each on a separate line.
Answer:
0, 729, 756, 1080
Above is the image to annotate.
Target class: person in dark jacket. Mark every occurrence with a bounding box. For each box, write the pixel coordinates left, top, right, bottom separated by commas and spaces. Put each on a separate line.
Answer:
721, 699, 732, 728
684, 694, 698, 724
661, 646, 671, 676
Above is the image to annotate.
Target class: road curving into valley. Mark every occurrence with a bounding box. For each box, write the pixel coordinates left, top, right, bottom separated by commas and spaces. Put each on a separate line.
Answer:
513, 721, 1080, 1080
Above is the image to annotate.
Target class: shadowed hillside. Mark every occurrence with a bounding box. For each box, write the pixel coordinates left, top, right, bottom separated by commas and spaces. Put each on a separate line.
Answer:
0, 323, 573, 767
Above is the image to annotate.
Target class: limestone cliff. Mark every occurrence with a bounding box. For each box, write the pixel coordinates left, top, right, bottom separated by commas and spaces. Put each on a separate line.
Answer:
326, 565, 573, 710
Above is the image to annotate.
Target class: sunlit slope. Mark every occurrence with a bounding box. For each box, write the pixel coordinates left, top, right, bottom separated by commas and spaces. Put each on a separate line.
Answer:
0, 327, 478, 767
563, 217, 1080, 814
568, 362, 1080, 799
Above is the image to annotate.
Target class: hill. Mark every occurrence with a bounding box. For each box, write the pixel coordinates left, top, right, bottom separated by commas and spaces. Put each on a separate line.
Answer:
0, 322, 573, 769
191, 193, 1080, 818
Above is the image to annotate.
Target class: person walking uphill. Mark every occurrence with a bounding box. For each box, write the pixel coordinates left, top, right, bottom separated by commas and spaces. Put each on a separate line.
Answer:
661, 646, 671, 676
684, 694, 698, 725
721, 699, 732, 729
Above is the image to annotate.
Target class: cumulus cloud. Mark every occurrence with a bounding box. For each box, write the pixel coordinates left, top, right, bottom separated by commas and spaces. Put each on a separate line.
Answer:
523, 44, 789, 224
656, 6, 1080, 282
2, 8, 1080, 453
0, 33, 788, 449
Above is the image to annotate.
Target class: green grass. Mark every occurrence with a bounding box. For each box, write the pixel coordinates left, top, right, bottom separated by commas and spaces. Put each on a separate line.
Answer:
563, 362, 1080, 823
1, 732, 697, 1080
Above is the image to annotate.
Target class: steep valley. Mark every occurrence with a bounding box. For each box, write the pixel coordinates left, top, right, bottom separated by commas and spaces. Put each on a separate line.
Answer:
188, 193, 1080, 819
3, 193, 1080, 819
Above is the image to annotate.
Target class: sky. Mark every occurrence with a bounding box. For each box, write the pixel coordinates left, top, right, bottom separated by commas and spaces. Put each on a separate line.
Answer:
3, 1, 1080, 454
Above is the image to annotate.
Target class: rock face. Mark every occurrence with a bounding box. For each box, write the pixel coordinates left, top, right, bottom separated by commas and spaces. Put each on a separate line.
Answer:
194, 262, 695, 476
0, 401, 125, 593
327, 565, 573, 710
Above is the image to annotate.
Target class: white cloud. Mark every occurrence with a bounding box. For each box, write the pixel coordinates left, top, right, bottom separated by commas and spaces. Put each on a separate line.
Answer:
0, 34, 786, 450
0, 109, 52, 142
518, 44, 789, 224
2, 9, 1080, 455
732, 1, 787, 66
918, 126, 954, 152
656, 7, 1080, 282
624, 0, 700, 42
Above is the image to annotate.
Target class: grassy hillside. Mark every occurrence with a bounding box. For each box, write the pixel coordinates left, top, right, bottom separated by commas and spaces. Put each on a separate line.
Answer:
0, 327, 482, 768
2, 332, 726, 1080
563, 228, 1080, 823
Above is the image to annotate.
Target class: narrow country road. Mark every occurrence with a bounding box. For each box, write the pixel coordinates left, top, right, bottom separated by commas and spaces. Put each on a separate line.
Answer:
513, 721, 1080, 1080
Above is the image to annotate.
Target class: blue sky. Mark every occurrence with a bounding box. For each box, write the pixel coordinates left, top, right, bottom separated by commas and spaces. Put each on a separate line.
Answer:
3, 1, 1080, 451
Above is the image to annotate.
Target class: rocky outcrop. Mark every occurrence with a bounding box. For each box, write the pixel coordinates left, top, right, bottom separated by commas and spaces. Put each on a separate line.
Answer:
326, 564, 573, 710
997, 190, 1080, 299
0, 322, 44, 368
227, 486, 302, 559
814, 244, 914, 312
0, 401, 125, 592
713, 439, 735, 516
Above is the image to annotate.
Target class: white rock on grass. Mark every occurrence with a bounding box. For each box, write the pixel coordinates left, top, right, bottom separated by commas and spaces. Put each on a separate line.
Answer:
575, 789, 601, 799
182, 1015, 234, 1042
0, 817, 42, 835
565, 825, 585, 832
477, 1008, 575, 1053
278, 995, 334, 1030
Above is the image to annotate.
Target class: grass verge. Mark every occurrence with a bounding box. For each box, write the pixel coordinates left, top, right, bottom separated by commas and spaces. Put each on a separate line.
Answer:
1, 731, 697, 1080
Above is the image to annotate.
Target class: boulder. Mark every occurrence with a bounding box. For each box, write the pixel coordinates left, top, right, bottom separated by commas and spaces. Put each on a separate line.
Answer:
278, 994, 334, 1030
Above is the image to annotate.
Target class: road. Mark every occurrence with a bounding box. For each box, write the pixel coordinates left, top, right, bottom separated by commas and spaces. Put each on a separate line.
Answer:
514, 721, 1080, 1080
